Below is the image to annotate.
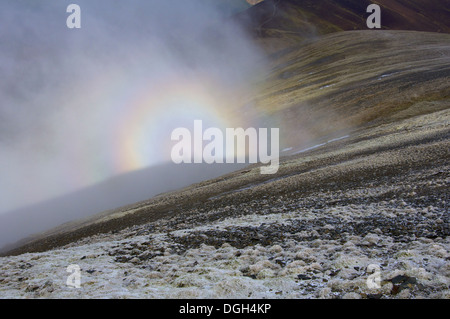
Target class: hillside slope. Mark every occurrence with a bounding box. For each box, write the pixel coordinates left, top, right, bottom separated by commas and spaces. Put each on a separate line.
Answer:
3, 30, 449, 257
0, 3, 449, 300
1, 81, 448, 298
251, 30, 450, 149
236, 0, 450, 52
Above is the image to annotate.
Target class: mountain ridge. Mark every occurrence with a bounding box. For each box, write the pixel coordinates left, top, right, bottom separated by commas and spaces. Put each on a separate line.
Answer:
236, 0, 450, 53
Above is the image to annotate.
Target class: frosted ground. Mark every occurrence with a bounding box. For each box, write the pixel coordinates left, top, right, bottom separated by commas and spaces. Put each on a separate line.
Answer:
0, 198, 448, 299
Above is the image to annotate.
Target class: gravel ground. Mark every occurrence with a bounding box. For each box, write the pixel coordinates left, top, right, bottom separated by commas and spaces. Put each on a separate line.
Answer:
0, 195, 448, 299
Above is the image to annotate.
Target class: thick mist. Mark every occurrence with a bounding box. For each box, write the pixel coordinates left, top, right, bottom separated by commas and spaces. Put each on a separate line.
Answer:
0, 1, 268, 248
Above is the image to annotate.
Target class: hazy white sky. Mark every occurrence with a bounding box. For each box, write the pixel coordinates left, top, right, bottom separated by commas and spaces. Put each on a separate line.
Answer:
0, 1, 266, 215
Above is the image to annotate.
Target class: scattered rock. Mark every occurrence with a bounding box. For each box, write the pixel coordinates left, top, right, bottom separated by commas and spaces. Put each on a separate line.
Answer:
297, 274, 312, 280
389, 275, 417, 295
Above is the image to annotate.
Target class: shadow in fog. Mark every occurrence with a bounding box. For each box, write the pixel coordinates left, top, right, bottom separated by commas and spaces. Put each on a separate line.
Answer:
0, 161, 248, 250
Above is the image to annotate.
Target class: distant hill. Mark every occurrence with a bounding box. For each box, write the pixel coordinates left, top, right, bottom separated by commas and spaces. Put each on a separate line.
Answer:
236, 0, 450, 52
249, 30, 450, 148
0, 162, 247, 252
246, 0, 264, 4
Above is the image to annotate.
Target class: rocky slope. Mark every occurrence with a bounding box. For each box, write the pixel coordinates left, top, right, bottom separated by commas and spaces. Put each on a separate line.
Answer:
0, 6, 449, 299
0, 99, 448, 298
